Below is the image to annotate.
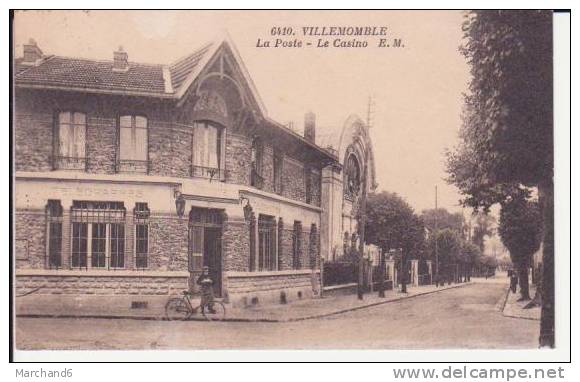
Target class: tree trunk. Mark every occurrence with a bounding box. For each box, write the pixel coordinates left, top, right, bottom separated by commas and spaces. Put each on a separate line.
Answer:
517, 261, 531, 301
538, 179, 554, 348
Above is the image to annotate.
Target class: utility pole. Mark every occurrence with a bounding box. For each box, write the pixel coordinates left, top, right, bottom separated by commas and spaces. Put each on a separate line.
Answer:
357, 98, 372, 300
434, 185, 439, 287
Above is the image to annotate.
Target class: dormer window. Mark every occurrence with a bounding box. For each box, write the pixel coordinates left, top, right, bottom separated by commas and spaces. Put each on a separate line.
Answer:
118, 115, 148, 173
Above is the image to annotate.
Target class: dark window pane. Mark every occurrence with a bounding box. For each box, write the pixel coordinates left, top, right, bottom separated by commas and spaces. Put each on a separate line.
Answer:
91, 223, 106, 268
48, 222, 62, 268
72, 222, 88, 268
135, 224, 148, 268
109, 223, 125, 268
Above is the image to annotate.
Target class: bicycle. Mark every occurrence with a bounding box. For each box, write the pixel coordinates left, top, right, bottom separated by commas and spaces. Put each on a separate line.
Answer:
165, 290, 226, 321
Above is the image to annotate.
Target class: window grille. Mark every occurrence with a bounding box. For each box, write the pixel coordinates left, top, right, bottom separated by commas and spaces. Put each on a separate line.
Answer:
70, 201, 126, 269
258, 215, 276, 271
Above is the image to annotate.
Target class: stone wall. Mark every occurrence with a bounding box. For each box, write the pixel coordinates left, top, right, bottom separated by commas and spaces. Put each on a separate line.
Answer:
282, 158, 305, 203
149, 121, 192, 178
225, 133, 251, 186
15, 273, 188, 296
14, 110, 53, 172
14, 90, 324, 208
226, 270, 320, 307
278, 228, 295, 271
14, 210, 46, 269
86, 116, 116, 174
222, 220, 250, 272
147, 215, 189, 271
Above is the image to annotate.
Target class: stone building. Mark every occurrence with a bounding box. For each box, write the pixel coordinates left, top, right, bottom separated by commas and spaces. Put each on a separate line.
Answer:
319, 115, 378, 262
13, 37, 342, 306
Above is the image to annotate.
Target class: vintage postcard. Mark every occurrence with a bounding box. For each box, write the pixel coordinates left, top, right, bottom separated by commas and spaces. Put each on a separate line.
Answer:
10, 9, 569, 363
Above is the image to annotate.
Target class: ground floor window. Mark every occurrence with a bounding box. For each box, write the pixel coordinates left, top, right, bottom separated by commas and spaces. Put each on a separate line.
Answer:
292, 221, 302, 270
258, 215, 276, 271
135, 224, 148, 268
70, 201, 126, 269
134, 202, 150, 269
46, 200, 63, 268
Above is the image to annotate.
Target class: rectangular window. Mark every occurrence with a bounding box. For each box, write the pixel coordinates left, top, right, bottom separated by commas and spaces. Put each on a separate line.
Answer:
71, 201, 126, 269
110, 223, 125, 268
47, 200, 63, 268
292, 221, 302, 270
71, 222, 88, 268
192, 122, 223, 179
91, 223, 107, 268
48, 222, 62, 268
57, 111, 86, 170
273, 152, 283, 194
118, 115, 148, 173
135, 224, 148, 269
258, 215, 276, 271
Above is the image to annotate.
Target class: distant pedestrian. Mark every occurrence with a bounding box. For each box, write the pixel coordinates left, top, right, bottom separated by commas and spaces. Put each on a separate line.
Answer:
510, 271, 518, 293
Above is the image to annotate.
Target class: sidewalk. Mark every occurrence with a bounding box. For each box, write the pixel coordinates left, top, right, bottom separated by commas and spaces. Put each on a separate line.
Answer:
16, 282, 471, 323
501, 285, 541, 321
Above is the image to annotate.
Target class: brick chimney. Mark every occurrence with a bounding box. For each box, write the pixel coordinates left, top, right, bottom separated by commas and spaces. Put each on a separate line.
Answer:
304, 111, 316, 143
113, 46, 129, 72
22, 38, 43, 64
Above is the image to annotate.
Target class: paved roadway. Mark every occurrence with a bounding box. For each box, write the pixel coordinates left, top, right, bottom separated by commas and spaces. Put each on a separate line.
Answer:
15, 282, 538, 350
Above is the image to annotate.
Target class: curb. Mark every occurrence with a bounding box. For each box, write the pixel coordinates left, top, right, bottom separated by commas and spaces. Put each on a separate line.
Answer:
286, 282, 471, 322
500, 286, 541, 322
16, 283, 472, 323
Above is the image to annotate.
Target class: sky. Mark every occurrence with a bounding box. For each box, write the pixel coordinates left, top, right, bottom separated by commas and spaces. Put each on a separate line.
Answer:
13, 10, 471, 215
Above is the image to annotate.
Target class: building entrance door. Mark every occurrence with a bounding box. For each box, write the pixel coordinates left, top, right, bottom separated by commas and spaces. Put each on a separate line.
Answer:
188, 208, 223, 297
203, 227, 222, 297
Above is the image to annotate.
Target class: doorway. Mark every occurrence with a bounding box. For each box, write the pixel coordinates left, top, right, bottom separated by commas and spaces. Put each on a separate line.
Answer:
188, 208, 223, 297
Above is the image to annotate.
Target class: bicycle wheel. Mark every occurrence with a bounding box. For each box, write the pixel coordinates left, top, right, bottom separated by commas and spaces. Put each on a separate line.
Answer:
201, 301, 226, 321
165, 298, 190, 321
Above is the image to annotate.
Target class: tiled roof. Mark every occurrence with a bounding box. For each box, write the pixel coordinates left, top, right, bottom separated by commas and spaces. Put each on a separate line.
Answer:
14, 43, 215, 97
169, 43, 213, 92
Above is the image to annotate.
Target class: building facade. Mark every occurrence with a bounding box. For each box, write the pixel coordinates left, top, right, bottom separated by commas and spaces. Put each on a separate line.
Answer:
14, 37, 342, 306
319, 115, 378, 262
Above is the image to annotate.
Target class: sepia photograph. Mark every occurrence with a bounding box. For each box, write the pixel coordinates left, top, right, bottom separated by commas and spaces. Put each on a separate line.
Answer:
9, 9, 570, 364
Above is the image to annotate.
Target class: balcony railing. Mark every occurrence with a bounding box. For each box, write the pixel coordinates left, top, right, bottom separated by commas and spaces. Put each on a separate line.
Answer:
116, 159, 149, 174
191, 165, 227, 181
55, 156, 87, 171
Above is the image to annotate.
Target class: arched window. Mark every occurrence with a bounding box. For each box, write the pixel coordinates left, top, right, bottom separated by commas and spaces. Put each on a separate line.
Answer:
344, 153, 361, 200
251, 137, 264, 189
